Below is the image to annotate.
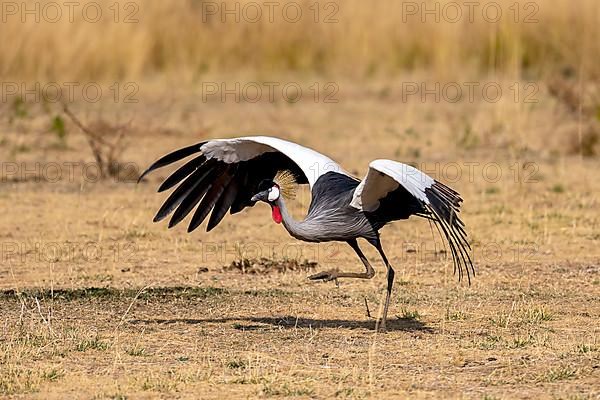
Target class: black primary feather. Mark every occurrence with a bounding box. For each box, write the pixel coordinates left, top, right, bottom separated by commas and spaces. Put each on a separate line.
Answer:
187, 167, 235, 232
153, 159, 217, 223
158, 154, 207, 193
168, 164, 226, 228
138, 141, 206, 183
207, 177, 240, 232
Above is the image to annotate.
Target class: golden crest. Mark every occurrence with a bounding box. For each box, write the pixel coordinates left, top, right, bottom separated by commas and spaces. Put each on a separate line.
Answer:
274, 170, 298, 200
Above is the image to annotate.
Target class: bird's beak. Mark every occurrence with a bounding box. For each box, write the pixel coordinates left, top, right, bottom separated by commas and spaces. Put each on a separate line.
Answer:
251, 190, 268, 203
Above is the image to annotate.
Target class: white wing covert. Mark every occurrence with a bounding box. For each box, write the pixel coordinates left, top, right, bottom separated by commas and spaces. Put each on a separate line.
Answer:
201, 136, 350, 188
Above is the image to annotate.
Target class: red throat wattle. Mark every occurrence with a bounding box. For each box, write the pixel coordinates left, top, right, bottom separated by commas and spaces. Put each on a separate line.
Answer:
271, 205, 282, 224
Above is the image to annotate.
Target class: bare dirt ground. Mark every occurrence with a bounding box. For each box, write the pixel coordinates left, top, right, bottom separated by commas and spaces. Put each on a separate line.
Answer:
1, 79, 599, 399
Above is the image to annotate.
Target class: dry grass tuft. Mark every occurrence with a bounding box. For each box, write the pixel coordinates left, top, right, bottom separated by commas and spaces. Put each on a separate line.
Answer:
223, 257, 318, 274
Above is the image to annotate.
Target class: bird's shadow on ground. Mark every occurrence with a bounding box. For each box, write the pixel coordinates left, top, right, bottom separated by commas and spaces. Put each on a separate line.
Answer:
130, 315, 433, 332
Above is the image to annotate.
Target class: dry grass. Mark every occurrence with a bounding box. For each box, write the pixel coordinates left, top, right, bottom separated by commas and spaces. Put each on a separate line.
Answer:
0, 75, 599, 398
2, 1, 599, 397
0, 0, 599, 81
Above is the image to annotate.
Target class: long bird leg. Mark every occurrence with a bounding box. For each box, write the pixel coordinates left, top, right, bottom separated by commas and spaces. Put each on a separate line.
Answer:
374, 241, 395, 332
308, 239, 375, 282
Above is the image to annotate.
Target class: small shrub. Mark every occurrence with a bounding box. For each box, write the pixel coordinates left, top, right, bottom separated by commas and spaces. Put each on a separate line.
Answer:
577, 344, 597, 353
544, 366, 576, 382
126, 346, 147, 357
400, 308, 420, 320
227, 359, 247, 370
50, 115, 67, 144
76, 335, 110, 352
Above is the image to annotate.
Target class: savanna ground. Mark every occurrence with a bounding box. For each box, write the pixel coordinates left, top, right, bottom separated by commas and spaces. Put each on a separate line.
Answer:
1, 76, 599, 399
1, 0, 600, 398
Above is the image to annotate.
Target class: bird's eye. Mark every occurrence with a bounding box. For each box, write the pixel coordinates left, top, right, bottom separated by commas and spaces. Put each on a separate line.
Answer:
267, 186, 280, 202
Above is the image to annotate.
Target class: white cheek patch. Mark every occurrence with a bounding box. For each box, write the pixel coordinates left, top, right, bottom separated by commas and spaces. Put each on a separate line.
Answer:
268, 186, 280, 202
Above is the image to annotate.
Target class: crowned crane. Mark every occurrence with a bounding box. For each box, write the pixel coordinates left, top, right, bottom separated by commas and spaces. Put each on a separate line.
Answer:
138, 136, 474, 331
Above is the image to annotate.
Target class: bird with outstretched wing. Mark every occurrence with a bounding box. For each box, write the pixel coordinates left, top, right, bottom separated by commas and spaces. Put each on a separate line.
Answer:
139, 136, 474, 331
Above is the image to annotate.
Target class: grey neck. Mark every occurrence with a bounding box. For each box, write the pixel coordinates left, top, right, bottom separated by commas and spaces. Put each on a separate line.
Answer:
275, 197, 309, 241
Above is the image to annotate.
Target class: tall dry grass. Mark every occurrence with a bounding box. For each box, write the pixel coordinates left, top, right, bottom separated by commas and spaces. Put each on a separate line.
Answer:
0, 0, 598, 82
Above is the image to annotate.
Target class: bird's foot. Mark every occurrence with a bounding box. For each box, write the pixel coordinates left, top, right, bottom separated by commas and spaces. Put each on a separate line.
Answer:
308, 270, 339, 283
